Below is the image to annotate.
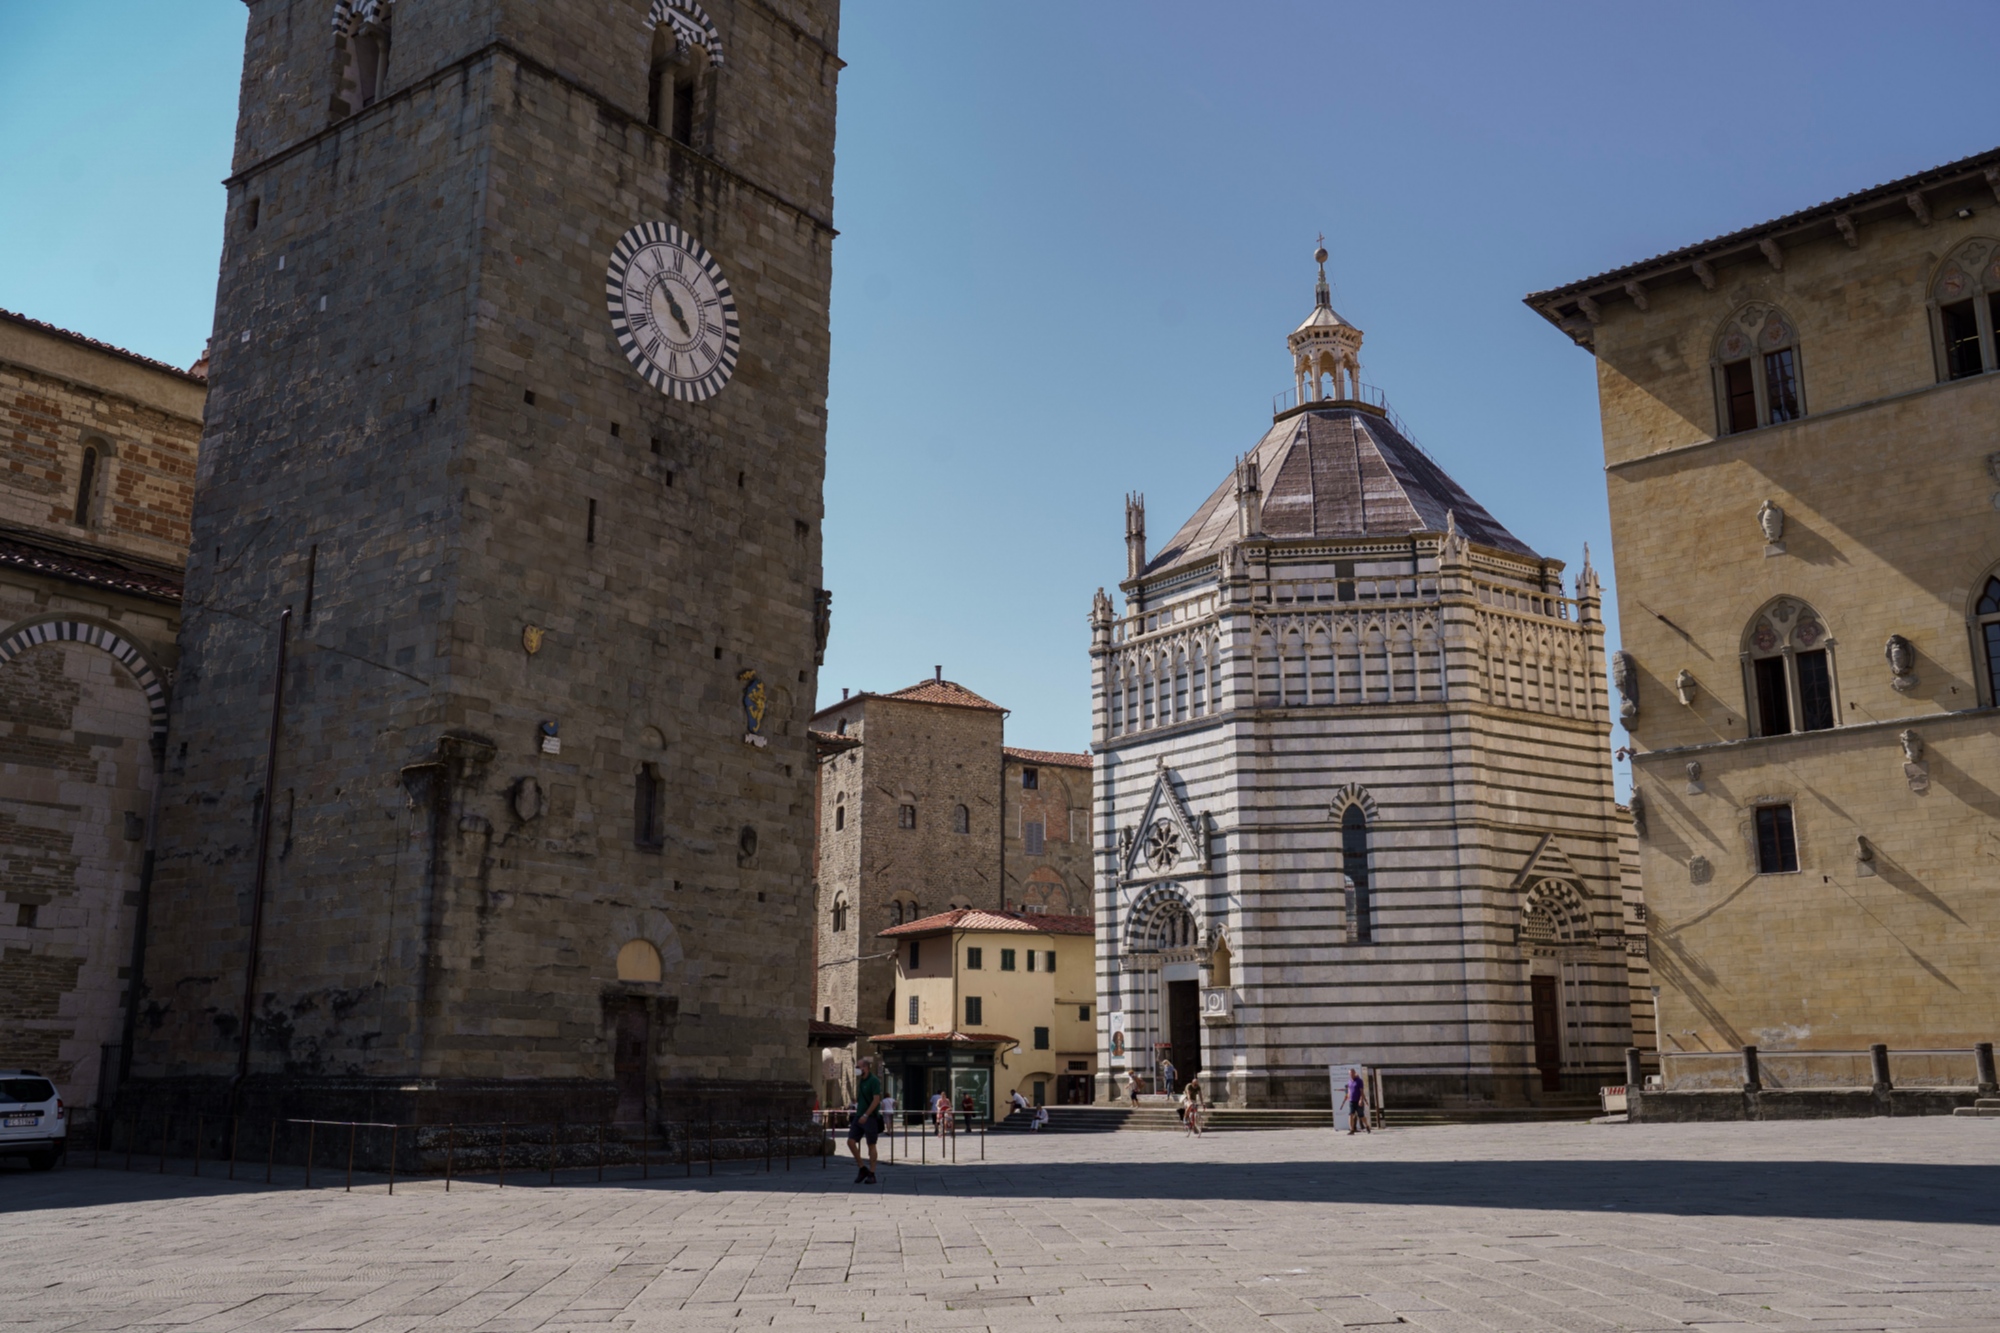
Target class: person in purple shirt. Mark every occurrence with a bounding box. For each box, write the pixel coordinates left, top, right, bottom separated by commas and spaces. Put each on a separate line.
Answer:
1343, 1069, 1370, 1135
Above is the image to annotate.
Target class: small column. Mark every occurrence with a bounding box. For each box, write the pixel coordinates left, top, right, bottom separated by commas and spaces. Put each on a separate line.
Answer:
1870, 1043, 1892, 1092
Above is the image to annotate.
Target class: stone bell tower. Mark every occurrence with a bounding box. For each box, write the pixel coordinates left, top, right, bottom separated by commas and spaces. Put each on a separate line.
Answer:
130, 0, 841, 1128
1289, 238, 1366, 406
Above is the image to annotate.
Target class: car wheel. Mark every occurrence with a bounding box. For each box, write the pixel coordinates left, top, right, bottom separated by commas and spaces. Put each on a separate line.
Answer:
27, 1151, 55, 1172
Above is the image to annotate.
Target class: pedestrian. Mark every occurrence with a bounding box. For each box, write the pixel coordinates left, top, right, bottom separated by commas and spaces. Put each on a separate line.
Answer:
930, 1089, 945, 1133
938, 1091, 955, 1142
847, 1055, 884, 1183
1181, 1079, 1205, 1136
1032, 1104, 1049, 1132
1009, 1088, 1030, 1118
1159, 1054, 1177, 1095
1342, 1067, 1370, 1135
1128, 1071, 1142, 1105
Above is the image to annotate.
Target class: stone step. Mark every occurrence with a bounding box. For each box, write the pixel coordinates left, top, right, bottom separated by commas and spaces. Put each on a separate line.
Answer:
1950, 1105, 2000, 1117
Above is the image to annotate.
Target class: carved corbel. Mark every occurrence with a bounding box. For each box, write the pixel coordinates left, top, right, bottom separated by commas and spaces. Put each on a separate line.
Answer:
1834, 214, 1859, 249
1628, 791, 1647, 841
1611, 650, 1639, 729
1758, 238, 1784, 272
1576, 294, 1602, 324
1906, 191, 1932, 227
1691, 259, 1716, 291
1623, 280, 1649, 312
1674, 669, 1697, 707
1987, 166, 2000, 208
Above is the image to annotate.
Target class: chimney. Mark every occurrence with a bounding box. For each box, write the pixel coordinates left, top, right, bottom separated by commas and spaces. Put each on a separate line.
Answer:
934, 665, 942, 682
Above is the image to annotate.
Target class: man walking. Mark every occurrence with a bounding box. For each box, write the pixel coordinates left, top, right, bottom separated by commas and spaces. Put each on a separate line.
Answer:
848, 1055, 884, 1183
1342, 1067, 1371, 1135
1159, 1053, 1177, 1096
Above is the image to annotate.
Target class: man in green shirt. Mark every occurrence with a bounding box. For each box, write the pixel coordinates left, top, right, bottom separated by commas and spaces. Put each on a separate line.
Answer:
847, 1055, 883, 1184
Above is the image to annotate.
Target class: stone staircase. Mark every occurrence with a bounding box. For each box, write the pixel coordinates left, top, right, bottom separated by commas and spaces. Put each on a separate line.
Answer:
990, 1094, 1603, 1133
1951, 1097, 2000, 1117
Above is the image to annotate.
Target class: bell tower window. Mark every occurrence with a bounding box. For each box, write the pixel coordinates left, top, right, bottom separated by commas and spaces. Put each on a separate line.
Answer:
331, 2, 393, 121
1974, 573, 2000, 705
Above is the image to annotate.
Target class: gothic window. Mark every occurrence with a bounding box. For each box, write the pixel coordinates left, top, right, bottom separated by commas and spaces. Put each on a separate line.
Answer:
953, 803, 970, 834
831, 895, 848, 932
898, 802, 917, 829
1713, 303, 1804, 434
72, 441, 102, 528
1754, 804, 1799, 874
890, 900, 903, 926
1140, 658, 1156, 728
1190, 642, 1207, 716
1974, 573, 2000, 705
834, 793, 845, 831
331, 2, 393, 120
634, 762, 665, 849
1024, 819, 1045, 855
1341, 804, 1373, 944
1743, 599, 1837, 738
1928, 238, 2000, 382
646, 22, 707, 146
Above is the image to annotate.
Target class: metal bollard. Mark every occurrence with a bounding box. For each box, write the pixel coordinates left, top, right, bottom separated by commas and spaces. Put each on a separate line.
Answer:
194, 1113, 203, 1178
499, 1121, 507, 1188
159, 1111, 169, 1173
446, 1124, 455, 1192
685, 1114, 693, 1178
1871, 1043, 1892, 1092
1741, 1045, 1761, 1093
548, 1124, 557, 1186
228, 1115, 239, 1181
1977, 1042, 1997, 1094
306, 1121, 316, 1188
707, 1108, 714, 1177
1624, 1047, 1643, 1090
765, 1117, 771, 1173
347, 1122, 357, 1192
266, 1119, 275, 1184
597, 1121, 605, 1183
388, 1126, 398, 1195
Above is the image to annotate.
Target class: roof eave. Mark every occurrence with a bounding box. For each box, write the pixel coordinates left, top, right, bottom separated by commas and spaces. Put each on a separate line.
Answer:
1524, 145, 2000, 345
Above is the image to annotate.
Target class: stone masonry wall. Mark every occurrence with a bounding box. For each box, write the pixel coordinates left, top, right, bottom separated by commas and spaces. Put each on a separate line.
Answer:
1002, 753, 1093, 917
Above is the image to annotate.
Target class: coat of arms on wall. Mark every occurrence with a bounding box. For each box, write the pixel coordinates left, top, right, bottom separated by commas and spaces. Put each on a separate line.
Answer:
739, 669, 768, 747
1119, 761, 1209, 885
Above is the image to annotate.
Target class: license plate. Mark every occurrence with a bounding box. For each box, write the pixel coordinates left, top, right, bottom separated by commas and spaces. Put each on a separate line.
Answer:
3, 1115, 36, 1127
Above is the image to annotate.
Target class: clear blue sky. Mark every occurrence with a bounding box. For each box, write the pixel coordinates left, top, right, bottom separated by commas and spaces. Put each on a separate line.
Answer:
6, 4, 1998, 776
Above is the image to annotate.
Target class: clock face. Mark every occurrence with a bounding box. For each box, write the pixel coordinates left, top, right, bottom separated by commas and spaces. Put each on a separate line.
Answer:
605, 222, 740, 401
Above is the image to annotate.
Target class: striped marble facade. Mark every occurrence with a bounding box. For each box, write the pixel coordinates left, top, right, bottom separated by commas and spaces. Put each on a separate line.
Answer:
1090, 405, 1631, 1110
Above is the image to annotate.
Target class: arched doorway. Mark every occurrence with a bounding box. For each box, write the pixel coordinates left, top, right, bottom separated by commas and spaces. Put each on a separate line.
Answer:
1520, 879, 1591, 1093
1126, 888, 1200, 1092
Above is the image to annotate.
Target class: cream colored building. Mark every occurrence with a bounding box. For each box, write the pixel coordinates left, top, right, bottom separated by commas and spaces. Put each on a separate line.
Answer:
873, 908, 1095, 1119
1529, 146, 2000, 1105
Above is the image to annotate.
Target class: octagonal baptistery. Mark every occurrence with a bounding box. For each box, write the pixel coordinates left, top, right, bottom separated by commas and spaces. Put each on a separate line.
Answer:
1088, 248, 1631, 1110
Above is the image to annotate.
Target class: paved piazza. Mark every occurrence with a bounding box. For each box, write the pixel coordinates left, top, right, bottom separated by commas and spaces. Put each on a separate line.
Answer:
3, 1119, 1996, 1332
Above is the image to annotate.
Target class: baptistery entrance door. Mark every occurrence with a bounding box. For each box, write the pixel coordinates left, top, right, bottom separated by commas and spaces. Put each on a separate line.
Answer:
1166, 979, 1202, 1091
613, 1001, 650, 1123
1529, 975, 1562, 1092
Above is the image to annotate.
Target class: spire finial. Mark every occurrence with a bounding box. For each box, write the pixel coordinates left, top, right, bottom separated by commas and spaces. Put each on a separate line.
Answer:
1313, 234, 1331, 309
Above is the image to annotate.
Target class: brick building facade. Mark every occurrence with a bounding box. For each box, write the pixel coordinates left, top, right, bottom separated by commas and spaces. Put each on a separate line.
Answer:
1530, 146, 2000, 1109
0, 309, 205, 1110
809, 675, 1091, 1107
128, 0, 842, 1128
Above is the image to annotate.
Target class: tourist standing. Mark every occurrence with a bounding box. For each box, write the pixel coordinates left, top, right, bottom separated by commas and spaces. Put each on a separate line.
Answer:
1159, 1054, 1177, 1096
1181, 1079, 1206, 1136
847, 1056, 884, 1183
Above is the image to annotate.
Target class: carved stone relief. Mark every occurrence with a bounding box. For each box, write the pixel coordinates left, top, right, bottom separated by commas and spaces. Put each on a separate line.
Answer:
1757, 499, 1786, 556
1885, 634, 1916, 693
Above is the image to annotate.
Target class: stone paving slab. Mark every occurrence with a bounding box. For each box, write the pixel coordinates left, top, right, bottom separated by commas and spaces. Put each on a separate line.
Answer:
2, 1120, 1996, 1331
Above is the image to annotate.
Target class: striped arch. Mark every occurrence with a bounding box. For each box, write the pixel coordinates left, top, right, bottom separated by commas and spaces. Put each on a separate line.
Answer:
0, 618, 169, 745
1328, 783, 1377, 820
647, 0, 726, 66
1124, 882, 1198, 953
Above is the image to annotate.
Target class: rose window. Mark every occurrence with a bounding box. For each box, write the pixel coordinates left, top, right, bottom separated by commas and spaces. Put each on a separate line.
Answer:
1143, 819, 1182, 871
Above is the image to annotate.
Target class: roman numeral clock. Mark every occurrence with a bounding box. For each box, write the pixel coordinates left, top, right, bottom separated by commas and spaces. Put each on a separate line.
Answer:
606, 222, 741, 400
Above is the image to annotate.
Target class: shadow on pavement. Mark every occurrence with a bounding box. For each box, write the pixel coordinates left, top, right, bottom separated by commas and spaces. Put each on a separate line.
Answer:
5, 1153, 1997, 1226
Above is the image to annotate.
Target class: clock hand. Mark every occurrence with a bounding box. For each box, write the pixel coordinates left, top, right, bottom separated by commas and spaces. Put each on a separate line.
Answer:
658, 285, 692, 336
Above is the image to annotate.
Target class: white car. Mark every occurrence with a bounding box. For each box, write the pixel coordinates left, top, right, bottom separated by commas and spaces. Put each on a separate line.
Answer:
0, 1072, 65, 1171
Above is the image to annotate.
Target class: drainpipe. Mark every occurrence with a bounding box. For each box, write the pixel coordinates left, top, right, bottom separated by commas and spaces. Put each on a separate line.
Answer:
234, 607, 291, 1096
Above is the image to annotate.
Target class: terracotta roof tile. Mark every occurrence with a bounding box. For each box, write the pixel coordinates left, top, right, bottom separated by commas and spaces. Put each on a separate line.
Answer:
880, 908, 1093, 939
883, 677, 1005, 711
0, 528, 183, 604
1003, 746, 1091, 769
0, 308, 209, 385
